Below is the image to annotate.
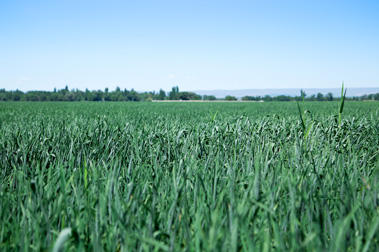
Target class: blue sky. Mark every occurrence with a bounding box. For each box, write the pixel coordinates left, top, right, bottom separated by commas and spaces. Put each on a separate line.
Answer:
1, 0, 378, 92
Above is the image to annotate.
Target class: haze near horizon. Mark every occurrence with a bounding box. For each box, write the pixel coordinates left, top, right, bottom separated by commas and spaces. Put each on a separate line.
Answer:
1, 0, 378, 92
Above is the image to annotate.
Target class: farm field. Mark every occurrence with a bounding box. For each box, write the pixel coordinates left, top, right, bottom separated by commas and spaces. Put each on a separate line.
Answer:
1, 101, 379, 251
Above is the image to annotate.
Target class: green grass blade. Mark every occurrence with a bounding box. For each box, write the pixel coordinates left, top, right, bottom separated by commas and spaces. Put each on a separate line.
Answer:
52, 228, 72, 252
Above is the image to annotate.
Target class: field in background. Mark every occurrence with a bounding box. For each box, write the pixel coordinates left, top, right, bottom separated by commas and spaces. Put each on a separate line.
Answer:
1, 101, 379, 251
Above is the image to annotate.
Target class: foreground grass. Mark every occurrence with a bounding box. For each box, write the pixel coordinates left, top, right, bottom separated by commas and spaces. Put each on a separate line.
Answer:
1, 101, 379, 251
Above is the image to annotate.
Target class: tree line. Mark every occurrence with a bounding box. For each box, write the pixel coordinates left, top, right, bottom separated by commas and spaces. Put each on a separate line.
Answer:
0, 86, 378, 102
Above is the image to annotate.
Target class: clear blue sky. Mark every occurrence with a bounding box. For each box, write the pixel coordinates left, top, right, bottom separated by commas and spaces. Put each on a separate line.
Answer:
1, 0, 378, 92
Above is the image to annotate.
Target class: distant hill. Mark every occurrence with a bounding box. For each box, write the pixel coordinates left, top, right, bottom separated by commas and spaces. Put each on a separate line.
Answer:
192, 87, 379, 99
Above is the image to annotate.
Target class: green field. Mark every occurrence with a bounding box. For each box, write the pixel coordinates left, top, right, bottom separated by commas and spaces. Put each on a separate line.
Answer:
1, 101, 379, 251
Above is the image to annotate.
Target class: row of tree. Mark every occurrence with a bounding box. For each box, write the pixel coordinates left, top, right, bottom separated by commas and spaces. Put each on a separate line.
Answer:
242, 91, 335, 102
0, 86, 378, 102
242, 90, 379, 102
0, 86, 211, 102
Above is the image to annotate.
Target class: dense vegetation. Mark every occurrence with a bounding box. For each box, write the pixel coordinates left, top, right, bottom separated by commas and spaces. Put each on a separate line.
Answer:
1, 101, 379, 251
0, 86, 204, 102
1, 86, 379, 102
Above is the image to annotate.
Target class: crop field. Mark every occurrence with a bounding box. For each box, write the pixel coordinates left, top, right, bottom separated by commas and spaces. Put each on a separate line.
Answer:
1, 101, 379, 251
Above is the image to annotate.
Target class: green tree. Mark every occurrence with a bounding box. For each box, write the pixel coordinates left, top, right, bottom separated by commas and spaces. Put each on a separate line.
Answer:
264, 95, 272, 101
242, 96, 256, 101
169, 86, 179, 100
157, 89, 166, 100
178, 92, 199, 100
326, 92, 333, 101
316, 93, 324, 101
225, 95, 237, 101
203, 95, 217, 101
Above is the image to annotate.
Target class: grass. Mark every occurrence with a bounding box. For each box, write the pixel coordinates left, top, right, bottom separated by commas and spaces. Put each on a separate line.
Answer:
0, 101, 379, 251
